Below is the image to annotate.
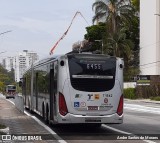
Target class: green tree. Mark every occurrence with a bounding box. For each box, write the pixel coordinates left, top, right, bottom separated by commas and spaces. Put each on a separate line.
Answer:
107, 27, 134, 67
0, 81, 5, 94
92, 0, 135, 34
0, 64, 15, 91
85, 22, 106, 40
0, 65, 9, 84
84, 22, 107, 51
92, 0, 136, 58
126, 15, 139, 67
131, 0, 139, 12
91, 0, 140, 81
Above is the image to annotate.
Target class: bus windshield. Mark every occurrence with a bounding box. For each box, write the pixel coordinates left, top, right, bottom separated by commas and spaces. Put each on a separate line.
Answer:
7, 85, 16, 91
68, 54, 116, 92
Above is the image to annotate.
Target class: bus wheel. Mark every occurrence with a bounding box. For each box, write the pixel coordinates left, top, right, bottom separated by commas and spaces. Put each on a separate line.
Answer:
42, 103, 45, 120
28, 99, 30, 110
28, 99, 31, 112
28, 99, 33, 113
45, 104, 49, 124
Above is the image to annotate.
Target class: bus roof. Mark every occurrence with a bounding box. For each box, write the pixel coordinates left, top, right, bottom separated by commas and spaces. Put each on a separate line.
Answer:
23, 52, 122, 76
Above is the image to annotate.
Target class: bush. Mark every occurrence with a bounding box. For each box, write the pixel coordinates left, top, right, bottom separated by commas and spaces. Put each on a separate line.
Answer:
0, 124, 6, 129
150, 96, 160, 101
124, 88, 136, 99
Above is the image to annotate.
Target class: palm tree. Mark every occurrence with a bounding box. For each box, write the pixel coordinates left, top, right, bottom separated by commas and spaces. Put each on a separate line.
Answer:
107, 27, 134, 67
131, 0, 139, 12
92, 0, 135, 34
92, 0, 139, 81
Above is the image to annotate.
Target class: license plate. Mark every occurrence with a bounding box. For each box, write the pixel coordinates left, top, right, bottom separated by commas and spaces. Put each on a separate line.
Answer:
88, 106, 98, 110
85, 118, 101, 122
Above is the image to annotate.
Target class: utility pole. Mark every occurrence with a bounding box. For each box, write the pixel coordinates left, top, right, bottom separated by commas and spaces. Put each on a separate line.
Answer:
0, 30, 12, 63
0, 51, 6, 54
95, 40, 103, 54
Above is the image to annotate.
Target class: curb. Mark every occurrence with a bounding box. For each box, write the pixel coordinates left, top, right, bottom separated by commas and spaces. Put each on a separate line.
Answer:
124, 98, 160, 105
140, 100, 160, 105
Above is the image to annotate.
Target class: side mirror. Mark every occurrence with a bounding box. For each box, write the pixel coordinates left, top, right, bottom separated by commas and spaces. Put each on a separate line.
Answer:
19, 81, 22, 87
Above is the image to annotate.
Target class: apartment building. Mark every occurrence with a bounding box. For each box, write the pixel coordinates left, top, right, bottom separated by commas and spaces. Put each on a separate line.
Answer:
2, 57, 14, 71
3, 50, 39, 82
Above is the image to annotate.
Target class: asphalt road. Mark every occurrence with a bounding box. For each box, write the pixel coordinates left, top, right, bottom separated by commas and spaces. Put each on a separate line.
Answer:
110, 100, 160, 135
2, 94, 160, 143
50, 100, 160, 143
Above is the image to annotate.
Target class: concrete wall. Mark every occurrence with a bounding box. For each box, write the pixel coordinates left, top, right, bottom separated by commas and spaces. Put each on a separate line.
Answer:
124, 82, 136, 89
140, 0, 160, 75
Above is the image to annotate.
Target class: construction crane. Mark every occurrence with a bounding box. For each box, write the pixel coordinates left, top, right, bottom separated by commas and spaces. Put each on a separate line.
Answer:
49, 11, 89, 55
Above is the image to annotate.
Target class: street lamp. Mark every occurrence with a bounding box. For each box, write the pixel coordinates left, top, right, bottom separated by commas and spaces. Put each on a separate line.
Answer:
0, 30, 12, 61
0, 30, 11, 55
95, 40, 103, 54
0, 30, 12, 36
0, 51, 7, 54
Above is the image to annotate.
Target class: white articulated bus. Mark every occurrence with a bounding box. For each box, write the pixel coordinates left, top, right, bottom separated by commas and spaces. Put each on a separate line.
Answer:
22, 53, 124, 125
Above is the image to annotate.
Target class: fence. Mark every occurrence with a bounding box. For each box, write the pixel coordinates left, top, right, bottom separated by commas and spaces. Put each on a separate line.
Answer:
136, 75, 160, 98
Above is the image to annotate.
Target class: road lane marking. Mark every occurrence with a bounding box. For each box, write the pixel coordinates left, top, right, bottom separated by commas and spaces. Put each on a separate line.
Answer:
24, 111, 67, 143
6, 98, 158, 143
6, 99, 15, 105
6, 98, 67, 143
102, 124, 131, 135
124, 104, 160, 114
102, 124, 157, 143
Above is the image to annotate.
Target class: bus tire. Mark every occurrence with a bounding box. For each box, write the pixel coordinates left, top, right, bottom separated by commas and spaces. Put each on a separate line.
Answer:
42, 103, 45, 120
28, 98, 30, 110
45, 104, 49, 124
28, 99, 33, 113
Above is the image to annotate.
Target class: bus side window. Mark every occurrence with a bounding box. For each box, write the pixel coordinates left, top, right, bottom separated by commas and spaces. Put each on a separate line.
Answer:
54, 63, 58, 93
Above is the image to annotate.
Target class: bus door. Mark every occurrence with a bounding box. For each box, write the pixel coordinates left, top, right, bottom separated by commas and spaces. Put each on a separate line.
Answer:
50, 61, 58, 120
23, 78, 27, 105
35, 73, 38, 110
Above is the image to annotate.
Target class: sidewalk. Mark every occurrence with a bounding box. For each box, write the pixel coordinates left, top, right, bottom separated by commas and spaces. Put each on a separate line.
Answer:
124, 98, 160, 105
0, 97, 58, 143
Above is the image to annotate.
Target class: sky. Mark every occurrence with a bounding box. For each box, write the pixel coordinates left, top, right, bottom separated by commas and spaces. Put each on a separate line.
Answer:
0, 0, 95, 61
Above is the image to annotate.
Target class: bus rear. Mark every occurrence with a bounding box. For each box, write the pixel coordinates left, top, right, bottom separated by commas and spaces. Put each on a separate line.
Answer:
58, 53, 123, 124
6, 85, 16, 99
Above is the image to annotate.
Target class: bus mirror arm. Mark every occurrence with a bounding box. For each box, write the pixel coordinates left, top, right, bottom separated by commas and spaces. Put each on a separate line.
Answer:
19, 81, 22, 87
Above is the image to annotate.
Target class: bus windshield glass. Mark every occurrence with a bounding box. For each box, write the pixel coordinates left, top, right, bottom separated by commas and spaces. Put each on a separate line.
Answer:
68, 54, 116, 92
7, 85, 16, 91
